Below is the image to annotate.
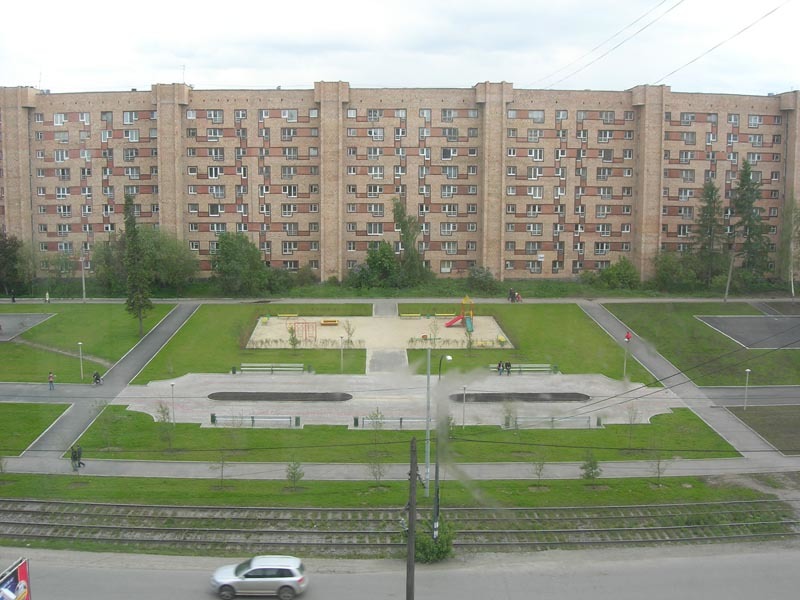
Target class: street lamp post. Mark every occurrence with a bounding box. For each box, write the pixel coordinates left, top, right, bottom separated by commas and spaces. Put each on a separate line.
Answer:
77, 342, 84, 381
340, 336, 344, 374
425, 348, 432, 497
437, 354, 451, 381
171, 382, 176, 425
744, 368, 751, 411
623, 331, 631, 380
433, 354, 452, 540
462, 385, 467, 429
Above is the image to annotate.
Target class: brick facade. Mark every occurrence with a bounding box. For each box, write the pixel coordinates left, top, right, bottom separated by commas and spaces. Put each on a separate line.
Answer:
1, 82, 796, 281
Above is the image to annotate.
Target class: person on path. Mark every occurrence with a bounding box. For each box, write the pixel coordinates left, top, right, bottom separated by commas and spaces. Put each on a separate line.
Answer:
515, 292, 522, 303
45, 291, 50, 304
70, 446, 78, 472
505, 361, 512, 375
10, 290, 15, 303
48, 371, 55, 390
497, 361, 503, 375
77, 445, 85, 468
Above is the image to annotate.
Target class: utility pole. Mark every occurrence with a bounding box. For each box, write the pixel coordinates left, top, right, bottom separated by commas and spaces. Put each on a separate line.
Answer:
406, 437, 417, 600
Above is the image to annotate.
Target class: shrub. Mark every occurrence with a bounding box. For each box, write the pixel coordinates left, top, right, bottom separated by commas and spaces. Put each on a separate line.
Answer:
412, 519, 455, 563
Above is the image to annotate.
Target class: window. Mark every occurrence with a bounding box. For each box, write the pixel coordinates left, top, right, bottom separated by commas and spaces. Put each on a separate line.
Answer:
748, 114, 763, 128
526, 223, 543, 236
594, 242, 610, 255
600, 111, 615, 124
528, 148, 544, 161
367, 223, 384, 236
123, 129, 139, 142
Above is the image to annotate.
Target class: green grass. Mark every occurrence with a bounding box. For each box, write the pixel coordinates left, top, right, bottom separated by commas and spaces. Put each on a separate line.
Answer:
0, 472, 772, 508
728, 406, 800, 455
133, 304, 371, 382
605, 302, 800, 386
0, 303, 173, 383
79, 407, 737, 463
0, 403, 70, 454
400, 303, 653, 383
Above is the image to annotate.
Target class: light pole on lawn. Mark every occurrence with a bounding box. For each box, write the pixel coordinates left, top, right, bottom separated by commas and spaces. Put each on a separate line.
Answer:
744, 368, 751, 411
171, 382, 176, 426
623, 331, 632, 379
339, 336, 344, 374
432, 354, 452, 540
425, 350, 451, 497
77, 342, 84, 381
462, 385, 467, 429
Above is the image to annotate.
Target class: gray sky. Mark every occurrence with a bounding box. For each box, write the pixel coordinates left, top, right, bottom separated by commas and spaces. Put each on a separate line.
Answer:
2, 0, 798, 95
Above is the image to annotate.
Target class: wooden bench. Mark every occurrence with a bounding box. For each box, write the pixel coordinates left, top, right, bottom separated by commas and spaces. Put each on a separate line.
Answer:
240, 363, 305, 373
320, 319, 339, 326
277, 313, 298, 318
400, 313, 421, 318
488, 363, 557, 374
435, 313, 456, 317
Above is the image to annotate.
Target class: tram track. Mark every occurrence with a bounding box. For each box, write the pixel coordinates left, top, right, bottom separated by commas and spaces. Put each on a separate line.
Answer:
0, 499, 798, 557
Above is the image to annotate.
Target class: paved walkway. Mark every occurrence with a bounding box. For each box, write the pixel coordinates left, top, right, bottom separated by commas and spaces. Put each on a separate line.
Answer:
3, 298, 799, 481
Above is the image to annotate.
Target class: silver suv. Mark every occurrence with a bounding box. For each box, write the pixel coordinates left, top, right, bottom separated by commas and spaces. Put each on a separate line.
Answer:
211, 555, 308, 600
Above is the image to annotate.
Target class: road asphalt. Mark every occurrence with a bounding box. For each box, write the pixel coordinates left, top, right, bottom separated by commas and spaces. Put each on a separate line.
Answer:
2, 296, 799, 481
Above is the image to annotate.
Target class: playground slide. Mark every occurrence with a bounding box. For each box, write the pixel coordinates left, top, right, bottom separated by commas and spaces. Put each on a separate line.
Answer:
465, 315, 474, 333
445, 315, 464, 328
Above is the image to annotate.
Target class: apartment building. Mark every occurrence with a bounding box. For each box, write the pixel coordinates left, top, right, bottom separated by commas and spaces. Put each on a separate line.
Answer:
1, 82, 797, 282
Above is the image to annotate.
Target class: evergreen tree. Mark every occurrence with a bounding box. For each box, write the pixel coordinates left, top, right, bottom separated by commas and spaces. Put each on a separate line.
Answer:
124, 195, 153, 337
693, 179, 728, 286
732, 160, 769, 275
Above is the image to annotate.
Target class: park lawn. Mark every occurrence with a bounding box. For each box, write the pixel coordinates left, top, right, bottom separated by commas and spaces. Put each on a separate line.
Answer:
605, 302, 800, 386
728, 406, 800, 455
0, 342, 107, 384
401, 303, 653, 384
0, 472, 772, 509
0, 403, 70, 455
0, 303, 173, 383
133, 303, 371, 383
79, 407, 736, 463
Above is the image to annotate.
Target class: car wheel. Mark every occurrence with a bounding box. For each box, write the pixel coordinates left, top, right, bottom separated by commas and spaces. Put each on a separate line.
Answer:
277, 586, 296, 600
218, 585, 236, 600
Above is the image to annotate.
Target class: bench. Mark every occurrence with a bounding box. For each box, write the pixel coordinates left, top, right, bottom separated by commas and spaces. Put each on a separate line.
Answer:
240, 363, 305, 373
488, 363, 557, 374
320, 319, 339, 326
435, 313, 456, 317
211, 414, 297, 428
277, 313, 298, 318
400, 313, 421, 318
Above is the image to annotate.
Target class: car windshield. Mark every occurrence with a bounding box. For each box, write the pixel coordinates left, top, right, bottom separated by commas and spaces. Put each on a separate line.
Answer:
234, 559, 253, 577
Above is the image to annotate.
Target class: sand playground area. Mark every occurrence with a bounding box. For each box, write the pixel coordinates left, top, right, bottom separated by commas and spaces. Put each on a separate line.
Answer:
246, 314, 513, 351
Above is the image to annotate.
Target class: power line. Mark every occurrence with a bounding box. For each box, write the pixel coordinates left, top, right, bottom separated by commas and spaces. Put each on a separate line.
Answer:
529, 0, 673, 88
546, 0, 687, 89
653, 1, 792, 84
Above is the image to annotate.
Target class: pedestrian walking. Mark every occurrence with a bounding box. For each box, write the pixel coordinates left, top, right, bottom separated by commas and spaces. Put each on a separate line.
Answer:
45, 291, 50, 304
10, 289, 15, 303
48, 371, 55, 390
497, 361, 503, 376
77, 445, 85, 468
515, 292, 522, 303
508, 288, 515, 303
505, 361, 512, 375
70, 446, 78, 472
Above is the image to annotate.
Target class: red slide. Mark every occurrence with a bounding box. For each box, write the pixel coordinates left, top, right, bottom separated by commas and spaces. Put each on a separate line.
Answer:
445, 315, 464, 327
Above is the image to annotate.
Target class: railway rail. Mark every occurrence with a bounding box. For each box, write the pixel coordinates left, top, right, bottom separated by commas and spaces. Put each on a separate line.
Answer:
0, 499, 798, 557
